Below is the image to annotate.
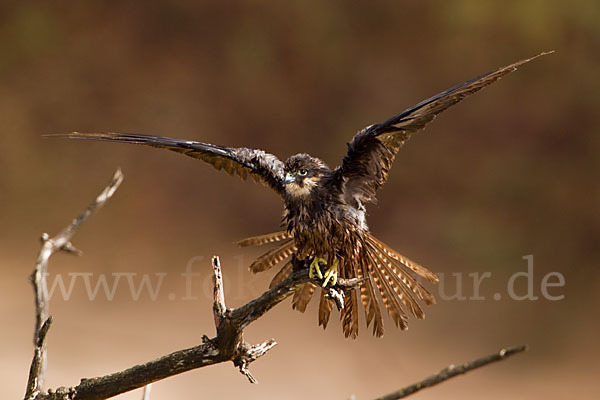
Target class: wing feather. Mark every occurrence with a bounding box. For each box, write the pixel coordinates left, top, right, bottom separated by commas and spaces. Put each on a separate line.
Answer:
51, 132, 286, 194
333, 52, 551, 204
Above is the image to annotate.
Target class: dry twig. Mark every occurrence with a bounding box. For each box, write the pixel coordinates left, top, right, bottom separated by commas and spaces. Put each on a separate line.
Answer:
373, 345, 528, 400
24, 169, 123, 400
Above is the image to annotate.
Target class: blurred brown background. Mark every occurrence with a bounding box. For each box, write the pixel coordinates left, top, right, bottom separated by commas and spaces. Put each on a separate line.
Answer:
1, 1, 598, 399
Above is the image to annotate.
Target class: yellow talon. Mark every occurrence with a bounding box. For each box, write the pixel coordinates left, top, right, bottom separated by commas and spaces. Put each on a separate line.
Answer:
309, 257, 326, 279
322, 259, 339, 287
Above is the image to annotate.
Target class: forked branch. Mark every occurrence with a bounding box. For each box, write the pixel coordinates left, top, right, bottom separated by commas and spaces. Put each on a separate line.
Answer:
25, 168, 123, 400
33, 257, 357, 400
24, 170, 358, 399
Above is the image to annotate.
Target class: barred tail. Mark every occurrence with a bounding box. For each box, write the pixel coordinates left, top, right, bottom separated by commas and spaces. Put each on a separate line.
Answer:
356, 233, 437, 335
366, 233, 438, 283
248, 239, 297, 273
235, 230, 290, 248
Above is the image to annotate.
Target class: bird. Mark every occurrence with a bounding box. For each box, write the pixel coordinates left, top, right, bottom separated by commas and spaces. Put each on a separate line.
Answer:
52, 52, 549, 338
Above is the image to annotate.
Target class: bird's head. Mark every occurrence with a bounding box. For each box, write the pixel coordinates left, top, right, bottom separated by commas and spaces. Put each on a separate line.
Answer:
283, 154, 328, 198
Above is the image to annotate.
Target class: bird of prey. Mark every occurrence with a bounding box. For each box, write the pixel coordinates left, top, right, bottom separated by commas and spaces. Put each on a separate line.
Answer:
55, 53, 548, 338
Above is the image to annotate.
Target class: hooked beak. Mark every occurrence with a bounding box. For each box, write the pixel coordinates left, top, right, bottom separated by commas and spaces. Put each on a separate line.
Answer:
284, 172, 296, 184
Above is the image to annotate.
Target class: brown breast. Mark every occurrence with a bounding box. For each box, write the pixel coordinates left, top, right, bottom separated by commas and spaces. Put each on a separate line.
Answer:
288, 203, 363, 266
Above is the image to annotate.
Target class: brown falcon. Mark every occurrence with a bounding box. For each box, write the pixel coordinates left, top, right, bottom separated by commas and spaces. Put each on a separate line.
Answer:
54, 53, 548, 338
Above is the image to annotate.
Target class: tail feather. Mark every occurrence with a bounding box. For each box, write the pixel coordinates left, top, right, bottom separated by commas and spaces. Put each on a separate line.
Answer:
357, 258, 384, 337
269, 261, 292, 288
236, 230, 290, 248
339, 259, 359, 338
367, 234, 438, 283
368, 244, 425, 319
378, 246, 436, 306
318, 290, 333, 329
238, 230, 436, 338
340, 288, 359, 339
292, 283, 316, 313
248, 240, 297, 273
366, 250, 409, 330
367, 239, 435, 305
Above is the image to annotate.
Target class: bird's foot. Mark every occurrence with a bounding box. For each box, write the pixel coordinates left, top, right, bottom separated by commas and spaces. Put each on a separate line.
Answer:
322, 259, 339, 287
309, 257, 327, 280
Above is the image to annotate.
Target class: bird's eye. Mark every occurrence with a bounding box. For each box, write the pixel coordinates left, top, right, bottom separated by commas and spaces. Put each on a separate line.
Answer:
298, 169, 308, 176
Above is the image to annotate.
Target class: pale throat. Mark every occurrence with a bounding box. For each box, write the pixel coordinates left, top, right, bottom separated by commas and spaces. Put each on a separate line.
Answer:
286, 177, 319, 197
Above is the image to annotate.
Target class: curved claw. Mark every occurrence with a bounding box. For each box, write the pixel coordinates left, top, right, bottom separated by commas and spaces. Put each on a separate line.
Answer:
309, 257, 326, 280
322, 259, 339, 287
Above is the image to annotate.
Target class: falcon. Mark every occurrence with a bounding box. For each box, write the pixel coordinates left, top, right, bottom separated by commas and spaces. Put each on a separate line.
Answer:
54, 53, 548, 338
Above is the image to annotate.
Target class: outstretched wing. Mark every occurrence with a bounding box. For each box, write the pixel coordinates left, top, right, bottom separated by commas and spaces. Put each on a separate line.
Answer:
333, 52, 551, 204
54, 132, 286, 194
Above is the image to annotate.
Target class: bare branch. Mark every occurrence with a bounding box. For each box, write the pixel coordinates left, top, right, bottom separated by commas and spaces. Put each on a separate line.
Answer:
373, 345, 528, 400
231, 268, 362, 331
34, 257, 344, 399
212, 256, 226, 326
235, 339, 278, 384
24, 317, 53, 400
24, 169, 123, 399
